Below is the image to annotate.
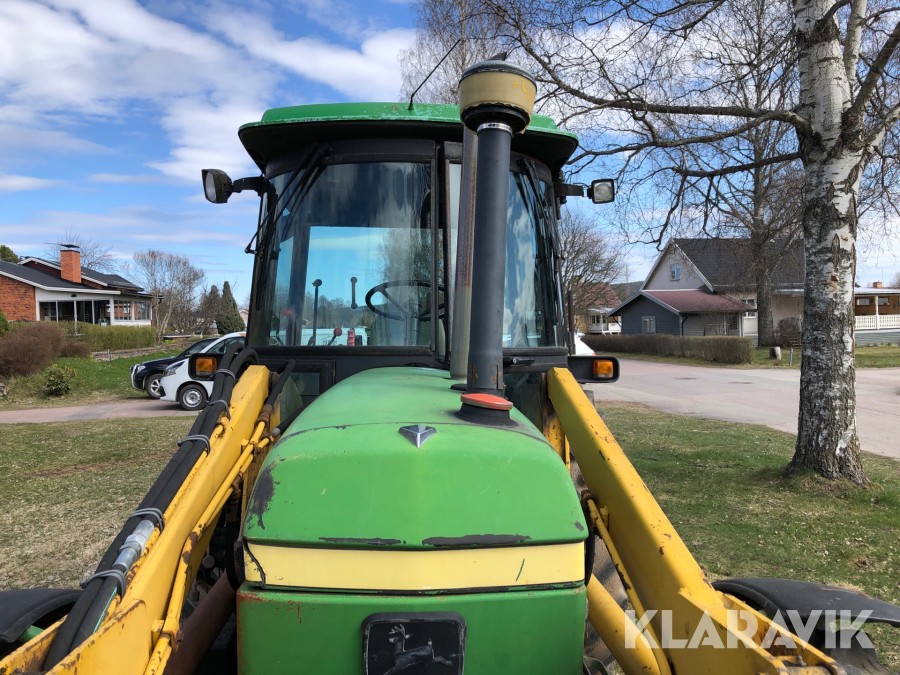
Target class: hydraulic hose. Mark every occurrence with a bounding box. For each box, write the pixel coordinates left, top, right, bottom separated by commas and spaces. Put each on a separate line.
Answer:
44, 344, 258, 668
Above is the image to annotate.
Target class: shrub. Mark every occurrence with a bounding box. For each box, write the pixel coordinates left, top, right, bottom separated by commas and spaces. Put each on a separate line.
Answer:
56, 322, 158, 351
0, 323, 66, 378
60, 339, 92, 358
582, 333, 753, 364
44, 364, 77, 396
0, 309, 9, 336
777, 317, 802, 348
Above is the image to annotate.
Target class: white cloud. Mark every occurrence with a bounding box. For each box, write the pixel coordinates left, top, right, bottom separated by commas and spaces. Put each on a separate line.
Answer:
147, 99, 266, 182
208, 11, 414, 101
0, 174, 58, 191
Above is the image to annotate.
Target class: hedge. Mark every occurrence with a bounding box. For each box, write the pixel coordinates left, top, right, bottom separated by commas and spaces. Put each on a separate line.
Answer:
55, 322, 158, 351
582, 333, 753, 364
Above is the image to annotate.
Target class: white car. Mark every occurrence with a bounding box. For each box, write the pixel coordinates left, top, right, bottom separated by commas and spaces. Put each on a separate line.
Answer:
159, 332, 245, 411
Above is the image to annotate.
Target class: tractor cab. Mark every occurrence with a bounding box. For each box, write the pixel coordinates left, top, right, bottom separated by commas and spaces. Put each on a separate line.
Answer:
202, 99, 610, 425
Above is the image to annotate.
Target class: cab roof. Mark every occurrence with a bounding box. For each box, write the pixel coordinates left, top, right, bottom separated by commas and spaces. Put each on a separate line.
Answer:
238, 102, 579, 173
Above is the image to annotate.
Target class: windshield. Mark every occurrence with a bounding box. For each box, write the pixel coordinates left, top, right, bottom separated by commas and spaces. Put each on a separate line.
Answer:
180, 338, 216, 358
446, 161, 559, 348
249, 149, 561, 353
250, 161, 438, 349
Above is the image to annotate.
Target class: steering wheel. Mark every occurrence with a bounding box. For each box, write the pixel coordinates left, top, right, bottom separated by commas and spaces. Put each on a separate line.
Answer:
365, 280, 445, 321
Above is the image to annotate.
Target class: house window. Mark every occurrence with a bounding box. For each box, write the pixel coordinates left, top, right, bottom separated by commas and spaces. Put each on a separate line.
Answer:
135, 301, 150, 320
741, 298, 757, 318
877, 297, 889, 306
642, 316, 656, 333
114, 301, 132, 320
726, 314, 739, 330
856, 298, 870, 306
40, 302, 58, 321
670, 263, 681, 281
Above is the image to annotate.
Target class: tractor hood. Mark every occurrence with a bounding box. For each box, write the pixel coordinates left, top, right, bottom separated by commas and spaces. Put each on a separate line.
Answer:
243, 368, 586, 554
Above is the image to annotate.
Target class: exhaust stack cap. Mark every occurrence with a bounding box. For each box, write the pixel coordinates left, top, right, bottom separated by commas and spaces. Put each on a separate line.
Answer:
458, 61, 536, 134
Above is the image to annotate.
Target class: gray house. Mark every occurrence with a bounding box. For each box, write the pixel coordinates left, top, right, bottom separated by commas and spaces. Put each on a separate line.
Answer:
610, 238, 802, 337
613, 288, 754, 336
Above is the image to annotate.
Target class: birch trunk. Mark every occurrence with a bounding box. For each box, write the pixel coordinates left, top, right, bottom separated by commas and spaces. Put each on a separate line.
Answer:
788, 0, 866, 484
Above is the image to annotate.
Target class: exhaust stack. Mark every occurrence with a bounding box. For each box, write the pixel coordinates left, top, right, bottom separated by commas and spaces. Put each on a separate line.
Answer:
457, 61, 536, 421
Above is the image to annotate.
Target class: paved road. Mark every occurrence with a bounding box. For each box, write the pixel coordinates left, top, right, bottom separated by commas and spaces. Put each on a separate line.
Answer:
586, 360, 900, 461
0, 398, 194, 423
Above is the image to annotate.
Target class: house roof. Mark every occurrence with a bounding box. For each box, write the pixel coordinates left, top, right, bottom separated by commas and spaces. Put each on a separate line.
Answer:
0, 260, 90, 291
611, 280, 642, 301
0, 260, 147, 296
671, 238, 804, 291
856, 286, 900, 295
582, 282, 621, 311
645, 289, 754, 314
612, 288, 754, 316
19, 257, 142, 291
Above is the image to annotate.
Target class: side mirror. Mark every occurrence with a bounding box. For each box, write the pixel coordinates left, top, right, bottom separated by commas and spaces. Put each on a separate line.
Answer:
202, 169, 234, 204
590, 179, 615, 204
189, 353, 221, 380
567, 355, 619, 383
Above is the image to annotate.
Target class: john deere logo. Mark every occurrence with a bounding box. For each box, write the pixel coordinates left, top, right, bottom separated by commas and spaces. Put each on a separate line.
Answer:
362, 613, 465, 674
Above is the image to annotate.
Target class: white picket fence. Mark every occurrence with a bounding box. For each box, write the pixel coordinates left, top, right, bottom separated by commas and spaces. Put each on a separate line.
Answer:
855, 314, 900, 330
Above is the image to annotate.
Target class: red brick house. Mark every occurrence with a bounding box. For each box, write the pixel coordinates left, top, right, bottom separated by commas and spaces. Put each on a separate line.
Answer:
0, 247, 154, 327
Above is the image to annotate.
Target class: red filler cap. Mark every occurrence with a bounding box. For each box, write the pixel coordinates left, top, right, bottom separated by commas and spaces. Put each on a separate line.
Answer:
460, 393, 513, 411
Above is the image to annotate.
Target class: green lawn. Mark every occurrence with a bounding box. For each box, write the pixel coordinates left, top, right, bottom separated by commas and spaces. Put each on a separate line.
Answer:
0, 416, 192, 590
0, 349, 181, 409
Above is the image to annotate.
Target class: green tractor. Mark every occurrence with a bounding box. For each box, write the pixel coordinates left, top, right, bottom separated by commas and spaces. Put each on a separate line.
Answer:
1, 61, 897, 675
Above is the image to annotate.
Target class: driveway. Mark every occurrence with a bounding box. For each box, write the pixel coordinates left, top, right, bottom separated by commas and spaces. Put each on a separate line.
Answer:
0, 398, 194, 423
586, 359, 900, 461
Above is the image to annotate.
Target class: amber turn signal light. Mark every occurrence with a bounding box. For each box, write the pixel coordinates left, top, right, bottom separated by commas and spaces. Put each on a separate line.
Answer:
592, 359, 616, 380
194, 355, 218, 377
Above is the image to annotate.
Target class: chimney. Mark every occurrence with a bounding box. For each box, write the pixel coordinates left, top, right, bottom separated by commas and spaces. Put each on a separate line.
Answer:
873, 281, 883, 289
60, 246, 82, 284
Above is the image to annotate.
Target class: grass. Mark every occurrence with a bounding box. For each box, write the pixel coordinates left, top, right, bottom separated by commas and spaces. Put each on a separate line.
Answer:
0, 416, 192, 591
855, 343, 900, 368
0, 349, 180, 409
599, 401, 900, 670
595, 344, 900, 369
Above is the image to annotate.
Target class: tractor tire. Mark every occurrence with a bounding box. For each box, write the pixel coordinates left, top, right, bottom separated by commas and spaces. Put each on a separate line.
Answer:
144, 373, 163, 399
179, 384, 208, 412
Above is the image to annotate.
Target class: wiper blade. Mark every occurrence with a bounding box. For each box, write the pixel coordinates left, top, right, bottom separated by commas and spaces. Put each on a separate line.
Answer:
246, 144, 328, 255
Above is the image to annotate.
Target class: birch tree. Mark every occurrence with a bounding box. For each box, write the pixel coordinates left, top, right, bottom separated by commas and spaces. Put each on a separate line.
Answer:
486, 0, 900, 484
400, 0, 506, 104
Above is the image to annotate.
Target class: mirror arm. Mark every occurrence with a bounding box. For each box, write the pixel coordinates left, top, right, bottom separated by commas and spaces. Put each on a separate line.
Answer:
232, 176, 266, 196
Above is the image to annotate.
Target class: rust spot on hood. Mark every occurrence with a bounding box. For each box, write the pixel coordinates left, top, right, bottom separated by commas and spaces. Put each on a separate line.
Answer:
319, 537, 404, 546
422, 534, 531, 547
249, 461, 279, 530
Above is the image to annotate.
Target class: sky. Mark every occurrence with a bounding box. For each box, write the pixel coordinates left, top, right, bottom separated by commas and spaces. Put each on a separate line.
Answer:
1, 0, 898, 306
0, 0, 420, 303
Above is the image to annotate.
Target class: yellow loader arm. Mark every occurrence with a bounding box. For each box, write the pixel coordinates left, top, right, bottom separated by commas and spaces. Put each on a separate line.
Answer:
1, 365, 272, 675
548, 367, 844, 675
